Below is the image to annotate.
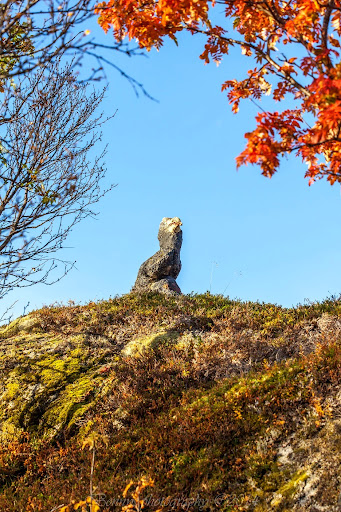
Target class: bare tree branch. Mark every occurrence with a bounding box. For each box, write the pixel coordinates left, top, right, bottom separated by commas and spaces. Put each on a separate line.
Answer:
0, 0, 147, 93
0, 61, 115, 300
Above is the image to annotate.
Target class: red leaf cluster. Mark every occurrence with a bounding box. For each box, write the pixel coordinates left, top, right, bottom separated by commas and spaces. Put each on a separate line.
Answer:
96, 0, 341, 184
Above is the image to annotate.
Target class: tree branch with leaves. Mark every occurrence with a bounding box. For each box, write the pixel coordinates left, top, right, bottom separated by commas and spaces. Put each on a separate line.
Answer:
96, 0, 341, 184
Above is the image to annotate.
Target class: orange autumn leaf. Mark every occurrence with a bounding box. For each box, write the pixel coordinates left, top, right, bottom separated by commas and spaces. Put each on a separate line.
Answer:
96, 0, 341, 185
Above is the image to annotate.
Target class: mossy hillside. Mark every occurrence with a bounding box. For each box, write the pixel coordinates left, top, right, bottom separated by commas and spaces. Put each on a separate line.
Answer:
0, 293, 340, 511
1, 341, 340, 511
35, 292, 341, 338
34, 294, 341, 382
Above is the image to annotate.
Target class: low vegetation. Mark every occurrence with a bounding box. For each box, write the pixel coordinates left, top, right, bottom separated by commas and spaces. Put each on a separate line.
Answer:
0, 293, 340, 511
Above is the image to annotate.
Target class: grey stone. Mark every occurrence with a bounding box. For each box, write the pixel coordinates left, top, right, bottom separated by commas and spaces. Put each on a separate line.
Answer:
132, 217, 182, 295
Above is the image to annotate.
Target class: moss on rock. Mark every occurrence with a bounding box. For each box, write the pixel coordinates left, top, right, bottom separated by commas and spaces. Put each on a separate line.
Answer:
0, 331, 113, 442
121, 330, 179, 357
0, 314, 42, 340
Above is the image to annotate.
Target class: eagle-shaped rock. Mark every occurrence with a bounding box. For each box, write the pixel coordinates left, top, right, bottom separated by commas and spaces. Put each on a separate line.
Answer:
132, 217, 182, 295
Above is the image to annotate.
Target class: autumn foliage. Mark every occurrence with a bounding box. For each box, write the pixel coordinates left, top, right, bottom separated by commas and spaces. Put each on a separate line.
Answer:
96, 0, 341, 185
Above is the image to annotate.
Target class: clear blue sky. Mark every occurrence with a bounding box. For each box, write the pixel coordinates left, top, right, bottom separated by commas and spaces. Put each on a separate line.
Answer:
4, 20, 341, 320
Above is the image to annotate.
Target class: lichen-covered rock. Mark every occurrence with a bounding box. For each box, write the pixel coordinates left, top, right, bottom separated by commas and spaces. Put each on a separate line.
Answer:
132, 217, 182, 295
149, 277, 181, 294
121, 330, 179, 357
0, 314, 42, 339
0, 330, 114, 442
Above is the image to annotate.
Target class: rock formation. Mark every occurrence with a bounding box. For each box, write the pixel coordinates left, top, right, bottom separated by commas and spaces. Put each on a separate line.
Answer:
132, 217, 182, 295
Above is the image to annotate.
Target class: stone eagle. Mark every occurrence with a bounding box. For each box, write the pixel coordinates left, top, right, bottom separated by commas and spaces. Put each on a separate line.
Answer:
132, 217, 182, 295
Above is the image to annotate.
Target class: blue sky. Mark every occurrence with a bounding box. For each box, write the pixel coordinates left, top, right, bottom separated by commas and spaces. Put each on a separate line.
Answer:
3, 20, 341, 320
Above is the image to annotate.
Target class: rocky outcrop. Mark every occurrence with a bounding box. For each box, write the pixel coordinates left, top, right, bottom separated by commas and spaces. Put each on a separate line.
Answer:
132, 217, 182, 295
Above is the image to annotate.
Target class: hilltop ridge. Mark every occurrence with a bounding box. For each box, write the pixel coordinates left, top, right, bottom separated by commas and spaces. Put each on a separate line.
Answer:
0, 293, 340, 511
